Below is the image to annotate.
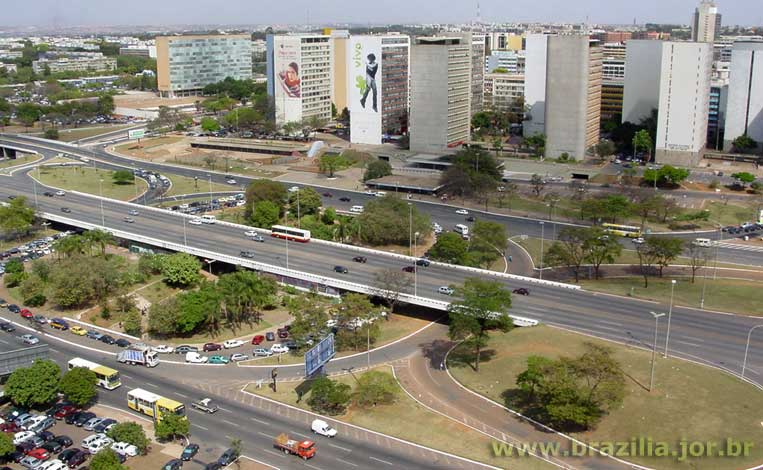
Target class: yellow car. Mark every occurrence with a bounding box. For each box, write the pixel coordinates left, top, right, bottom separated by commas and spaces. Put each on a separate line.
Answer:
70, 326, 87, 336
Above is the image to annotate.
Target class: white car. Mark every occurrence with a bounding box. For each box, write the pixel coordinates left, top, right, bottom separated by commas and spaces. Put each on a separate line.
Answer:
84, 437, 113, 455
185, 352, 208, 363
112, 441, 138, 457
632, 237, 645, 245
81, 433, 109, 448
311, 419, 337, 437
270, 344, 289, 354
14, 431, 35, 445
244, 230, 259, 238
20, 334, 39, 345
223, 339, 245, 349
374, 191, 386, 197
349, 205, 364, 213
288, 186, 300, 193
252, 348, 272, 357
455, 209, 469, 215
19, 456, 43, 470
229, 353, 249, 362
364, 190, 377, 195
188, 218, 203, 225
55, 190, 66, 197
438, 286, 454, 296
152, 345, 174, 354
226, 178, 237, 185
38, 460, 66, 470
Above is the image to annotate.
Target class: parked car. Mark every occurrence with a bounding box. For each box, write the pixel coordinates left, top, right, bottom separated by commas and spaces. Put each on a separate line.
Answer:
203, 343, 222, 352
277, 328, 289, 339
251, 335, 264, 345
73, 412, 96, 427
32, 315, 47, 325
60, 449, 87, 468
208, 355, 229, 365
175, 345, 198, 354
152, 345, 174, 353
83, 418, 104, 432
223, 339, 244, 349
25, 448, 48, 461
49, 319, 68, 330
19, 455, 43, 469
512, 288, 530, 296
27, 417, 54, 433
162, 459, 183, 470
270, 344, 289, 354
98, 335, 116, 345
111, 442, 138, 457
40, 441, 62, 455
229, 353, 249, 362
53, 406, 78, 421
181, 443, 199, 461
8, 304, 21, 314
85, 331, 103, 340
93, 419, 117, 433
265, 332, 275, 342
217, 449, 237, 466
415, 258, 431, 267
13, 432, 36, 445
115, 339, 130, 348
69, 326, 86, 336
252, 348, 272, 357
19, 309, 33, 319
51, 436, 72, 449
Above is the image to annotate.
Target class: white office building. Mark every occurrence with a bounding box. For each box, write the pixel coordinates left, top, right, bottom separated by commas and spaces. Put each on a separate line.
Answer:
724, 41, 763, 152
522, 34, 549, 138
622, 40, 665, 124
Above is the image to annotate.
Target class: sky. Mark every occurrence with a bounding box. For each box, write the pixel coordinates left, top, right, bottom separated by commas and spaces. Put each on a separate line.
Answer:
2, 0, 759, 28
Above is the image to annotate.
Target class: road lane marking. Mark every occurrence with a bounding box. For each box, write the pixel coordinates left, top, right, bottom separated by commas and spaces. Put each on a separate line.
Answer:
174, 392, 188, 399
217, 406, 231, 413
191, 423, 209, 431
304, 464, 322, 470
328, 443, 352, 452
222, 419, 239, 427
334, 457, 358, 467
595, 325, 622, 333
258, 432, 275, 439
292, 431, 310, 439
121, 374, 133, 379
144, 382, 158, 388
675, 340, 703, 348
250, 417, 268, 425
369, 456, 394, 466
262, 449, 285, 458
50, 348, 60, 353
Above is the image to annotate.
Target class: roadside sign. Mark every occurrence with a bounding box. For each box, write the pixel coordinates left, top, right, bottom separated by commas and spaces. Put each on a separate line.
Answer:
305, 334, 335, 377
128, 129, 145, 140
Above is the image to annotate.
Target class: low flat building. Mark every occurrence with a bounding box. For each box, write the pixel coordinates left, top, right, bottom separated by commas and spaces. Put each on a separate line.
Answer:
364, 174, 444, 195
32, 55, 117, 74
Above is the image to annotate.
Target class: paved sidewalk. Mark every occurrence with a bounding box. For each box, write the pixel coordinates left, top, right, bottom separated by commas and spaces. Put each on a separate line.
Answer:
393, 339, 638, 470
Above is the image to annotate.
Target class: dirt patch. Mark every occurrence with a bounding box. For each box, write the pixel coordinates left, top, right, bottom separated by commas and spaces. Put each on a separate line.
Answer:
114, 91, 201, 109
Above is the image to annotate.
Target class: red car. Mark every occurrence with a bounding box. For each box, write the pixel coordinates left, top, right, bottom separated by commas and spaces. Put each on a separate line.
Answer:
54, 405, 78, 420
203, 343, 222, 352
26, 448, 49, 460
277, 329, 289, 339
19, 308, 33, 319
1, 422, 20, 433
251, 335, 264, 345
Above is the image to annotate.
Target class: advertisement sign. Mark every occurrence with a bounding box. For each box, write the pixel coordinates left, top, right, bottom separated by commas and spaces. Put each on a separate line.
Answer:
305, 334, 335, 377
349, 36, 383, 145
273, 37, 303, 125
128, 129, 145, 140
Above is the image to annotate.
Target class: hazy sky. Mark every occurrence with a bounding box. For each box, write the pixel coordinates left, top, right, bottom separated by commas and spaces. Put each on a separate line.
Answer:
2, 0, 759, 28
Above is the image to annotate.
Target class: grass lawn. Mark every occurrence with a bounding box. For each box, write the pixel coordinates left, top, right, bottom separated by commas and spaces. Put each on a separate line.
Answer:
245, 366, 554, 470
55, 125, 134, 142
164, 174, 234, 197
449, 325, 763, 470
704, 200, 759, 227
0, 228, 59, 252
580, 276, 763, 315
166, 154, 283, 179
36, 166, 148, 201
132, 276, 180, 305
0, 154, 42, 169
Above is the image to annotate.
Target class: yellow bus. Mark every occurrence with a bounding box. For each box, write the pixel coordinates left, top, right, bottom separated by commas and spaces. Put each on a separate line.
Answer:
127, 388, 186, 421
602, 223, 642, 238
67, 358, 121, 390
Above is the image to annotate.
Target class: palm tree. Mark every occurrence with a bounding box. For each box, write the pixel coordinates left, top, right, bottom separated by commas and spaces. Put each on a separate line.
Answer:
218, 271, 276, 327
83, 229, 113, 257
53, 235, 87, 258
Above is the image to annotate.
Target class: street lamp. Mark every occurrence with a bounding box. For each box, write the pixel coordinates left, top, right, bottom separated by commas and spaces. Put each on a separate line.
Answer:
414, 231, 420, 298
663, 279, 677, 358
742, 324, 763, 379
539, 221, 545, 280
208, 174, 212, 206
649, 311, 665, 392
98, 178, 105, 227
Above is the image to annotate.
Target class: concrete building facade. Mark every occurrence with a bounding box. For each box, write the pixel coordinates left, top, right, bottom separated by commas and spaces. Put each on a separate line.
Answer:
485, 50, 525, 74
409, 36, 471, 153
156, 34, 251, 98
471, 34, 486, 115
483, 73, 525, 115
724, 41, 763, 151
522, 34, 549, 138
692, 0, 722, 43
32, 55, 116, 75
622, 40, 664, 124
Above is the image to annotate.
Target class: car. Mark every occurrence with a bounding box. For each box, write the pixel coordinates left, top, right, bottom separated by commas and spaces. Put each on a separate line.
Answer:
402, 266, 416, 273
175, 345, 198, 354
83, 418, 104, 432
115, 339, 130, 348
181, 443, 199, 461
250, 233, 265, 242
123, 217, 135, 224
512, 288, 530, 296
38, 460, 66, 470
27, 417, 54, 433
163, 459, 183, 470
19, 455, 43, 469
55, 191, 65, 197
36, 432, 55, 443
60, 208, 71, 214
239, 250, 256, 258
208, 355, 230, 365
188, 218, 202, 225
270, 344, 289, 354
223, 339, 244, 349
244, 230, 259, 238
111, 442, 138, 457
251, 335, 264, 345
60, 449, 87, 468
203, 343, 222, 352
277, 328, 289, 339
20, 335, 39, 345
455, 209, 469, 215
465, 215, 476, 222
85, 331, 103, 340
152, 345, 174, 353
14, 432, 36, 445
26, 437, 45, 449
352, 256, 367, 263
0, 298, 7, 307
63, 412, 83, 426
349, 205, 364, 213
127, 209, 139, 216
98, 335, 116, 345
20, 308, 33, 319
1, 422, 20, 433
25, 448, 49, 461
8, 304, 21, 314
288, 186, 300, 193
49, 318, 68, 330
69, 326, 86, 336
14, 413, 35, 427
333, 265, 348, 274
339, 196, 351, 202
40, 441, 63, 455
80, 433, 109, 449
632, 237, 645, 245
33, 315, 47, 325
93, 419, 117, 433
229, 353, 249, 362
0, 322, 16, 332
226, 178, 237, 185
252, 348, 272, 357
56, 449, 77, 465
51, 436, 71, 449
43, 192, 54, 197
438, 286, 454, 296
415, 258, 431, 267
265, 331, 275, 342
83, 438, 112, 455
73, 412, 96, 428
53, 406, 78, 421
218, 449, 237, 466
322, 192, 333, 197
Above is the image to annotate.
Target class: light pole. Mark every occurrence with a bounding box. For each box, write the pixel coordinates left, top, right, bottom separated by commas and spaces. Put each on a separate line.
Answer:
663, 279, 677, 358
539, 221, 545, 280
713, 223, 723, 281
742, 324, 763, 379
182, 217, 188, 246
414, 231, 419, 297
408, 203, 413, 257
208, 174, 212, 206
98, 178, 105, 227
649, 311, 665, 392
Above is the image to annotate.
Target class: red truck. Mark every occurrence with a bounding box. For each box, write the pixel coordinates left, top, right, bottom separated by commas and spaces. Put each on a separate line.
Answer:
273, 433, 316, 460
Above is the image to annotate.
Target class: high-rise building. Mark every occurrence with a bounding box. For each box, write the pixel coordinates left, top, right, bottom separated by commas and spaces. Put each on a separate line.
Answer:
723, 41, 763, 152
344, 34, 410, 145
483, 73, 525, 116
522, 34, 549, 138
691, 0, 722, 43
622, 40, 664, 124
409, 36, 472, 153
470, 34, 486, 115
708, 81, 728, 150
543, 36, 602, 161
266, 34, 333, 127
156, 34, 252, 98
601, 43, 626, 121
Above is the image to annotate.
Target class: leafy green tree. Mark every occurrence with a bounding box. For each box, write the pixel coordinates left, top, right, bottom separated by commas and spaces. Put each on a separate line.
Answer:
154, 413, 189, 441
200, 116, 220, 133
371, 268, 412, 313
97, 94, 115, 115
583, 229, 623, 280
594, 139, 615, 158
176, 281, 221, 334
599, 195, 632, 223
59, 366, 98, 407
353, 370, 398, 407
107, 422, 150, 454
428, 232, 468, 264
123, 310, 142, 337
15, 102, 42, 128
0, 433, 14, 458
643, 165, 690, 188
447, 278, 513, 372
321, 207, 336, 225
439, 147, 502, 197
217, 270, 277, 327
468, 220, 508, 268
363, 160, 392, 181
530, 174, 546, 197
286, 295, 328, 348
148, 298, 181, 336
53, 234, 87, 258
0, 196, 36, 238
5, 360, 61, 407
319, 154, 345, 178
356, 195, 431, 246
160, 253, 201, 287
90, 449, 126, 470
19, 274, 45, 306
44, 128, 59, 140
632, 129, 653, 159
83, 229, 114, 257
3, 258, 27, 288
732, 135, 758, 153
250, 200, 280, 228
245, 179, 288, 219
524, 133, 546, 157
731, 172, 756, 187
545, 227, 591, 282
112, 169, 134, 185
645, 236, 684, 277
289, 187, 322, 217
307, 377, 352, 415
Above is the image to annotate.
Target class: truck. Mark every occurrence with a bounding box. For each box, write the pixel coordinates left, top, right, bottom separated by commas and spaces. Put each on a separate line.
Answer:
117, 344, 159, 367
273, 433, 316, 460
191, 398, 218, 414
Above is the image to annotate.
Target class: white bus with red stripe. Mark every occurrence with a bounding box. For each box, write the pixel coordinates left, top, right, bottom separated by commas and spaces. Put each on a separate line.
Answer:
271, 225, 311, 242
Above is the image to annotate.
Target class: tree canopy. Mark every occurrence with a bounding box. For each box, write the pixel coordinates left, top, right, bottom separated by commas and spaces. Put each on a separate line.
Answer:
5, 360, 61, 407
356, 195, 431, 246
59, 366, 98, 407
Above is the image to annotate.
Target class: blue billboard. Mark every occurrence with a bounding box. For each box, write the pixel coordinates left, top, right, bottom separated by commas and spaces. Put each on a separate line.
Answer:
305, 334, 336, 377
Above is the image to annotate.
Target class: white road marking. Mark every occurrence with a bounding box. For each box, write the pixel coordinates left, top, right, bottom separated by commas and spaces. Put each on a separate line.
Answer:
328, 443, 352, 452
334, 457, 358, 467
369, 456, 394, 466
191, 423, 209, 431
250, 417, 269, 425
121, 374, 133, 379
217, 406, 231, 413
595, 325, 622, 333
258, 431, 274, 439
292, 431, 310, 439
222, 419, 239, 427
174, 392, 188, 399
144, 382, 158, 388
50, 348, 60, 353
675, 340, 703, 348
262, 448, 286, 458
304, 464, 322, 470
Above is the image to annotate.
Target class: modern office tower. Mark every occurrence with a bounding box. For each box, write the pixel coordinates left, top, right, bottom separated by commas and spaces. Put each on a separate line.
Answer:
622, 40, 664, 124
156, 34, 251, 98
485, 50, 525, 74
723, 41, 763, 152
483, 73, 525, 116
409, 36, 472, 153
691, 0, 722, 43
32, 54, 116, 75
266, 34, 333, 127
522, 34, 549, 138
345, 34, 410, 145
601, 44, 626, 121
544, 36, 602, 161
655, 42, 713, 165
470, 34, 486, 115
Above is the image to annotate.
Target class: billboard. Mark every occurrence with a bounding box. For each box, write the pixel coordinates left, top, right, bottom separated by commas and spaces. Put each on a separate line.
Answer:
305, 334, 335, 377
273, 36, 303, 126
348, 36, 383, 145
128, 129, 145, 140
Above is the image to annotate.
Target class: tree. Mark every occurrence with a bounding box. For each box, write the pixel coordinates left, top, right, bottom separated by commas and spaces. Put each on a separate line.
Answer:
160, 253, 201, 287
687, 243, 709, 284
5, 360, 61, 407
122, 310, 142, 336
107, 422, 150, 454
112, 169, 134, 185
97, 94, 115, 115
428, 232, 468, 264
447, 278, 513, 372
363, 160, 392, 182
200, 116, 220, 133
16, 102, 42, 128
154, 413, 189, 441
148, 298, 181, 336
83, 229, 114, 257
731, 172, 756, 188
289, 187, 322, 217
468, 220, 508, 268
632, 129, 653, 159
732, 135, 758, 154
59, 366, 98, 407
217, 270, 277, 327
530, 174, 546, 198
249, 200, 280, 228
307, 377, 352, 415
644, 165, 690, 188
319, 154, 345, 178
636, 243, 660, 288
53, 234, 87, 258
0, 433, 14, 458
244, 179, 288, 219
599, 195, 632, 223
321, 207, 336, 225
90, 449, 126, 470
439, 147, 501, 197
356, 195, 431, 246
19, 274, 45, 306
372, 268, 412, 312
44, 128, 59, 140
353, 370, 398, 407
594, 139, 615, 158
634, 194, 663, 229
545, 227, 591, 282
525, 133, 545, 157
0, 196, 36, 238
286, 296, 328, 348
583, 230, 622, 280
645, 236, 684, 277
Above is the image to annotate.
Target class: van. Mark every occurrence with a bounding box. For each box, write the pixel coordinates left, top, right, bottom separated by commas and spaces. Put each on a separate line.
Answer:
200, 215, 216, 224
692, 238, 712, 247
454, 224, 469, 236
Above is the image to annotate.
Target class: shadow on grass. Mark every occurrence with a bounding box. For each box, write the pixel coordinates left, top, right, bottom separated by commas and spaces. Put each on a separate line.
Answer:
445, 343, 497, 372
500, 388, 589, 434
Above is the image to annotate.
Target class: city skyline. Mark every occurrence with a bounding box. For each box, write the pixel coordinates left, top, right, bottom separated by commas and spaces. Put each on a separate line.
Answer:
1, 0, 760, 29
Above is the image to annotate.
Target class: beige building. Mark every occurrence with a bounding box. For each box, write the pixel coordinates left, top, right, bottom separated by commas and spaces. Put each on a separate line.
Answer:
156, 34, 252, 98
32, 55, 116, 75
329, 30, 350, 114
483, 73, 524, 115
692, 0, 722, 43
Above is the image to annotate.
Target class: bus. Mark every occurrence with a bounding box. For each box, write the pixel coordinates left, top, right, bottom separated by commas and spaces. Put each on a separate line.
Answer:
127, 388, 186, 421
271, 225, 311, 242
67, 358, 121, 390
602, 223, 642, 238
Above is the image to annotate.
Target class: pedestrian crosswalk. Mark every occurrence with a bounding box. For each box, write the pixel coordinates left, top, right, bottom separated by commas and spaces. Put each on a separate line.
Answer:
716, 242, 763, 253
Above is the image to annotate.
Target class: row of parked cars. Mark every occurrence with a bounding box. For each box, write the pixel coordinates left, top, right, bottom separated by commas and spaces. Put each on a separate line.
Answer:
722, 222, 763, 235
0, 231, 78, 276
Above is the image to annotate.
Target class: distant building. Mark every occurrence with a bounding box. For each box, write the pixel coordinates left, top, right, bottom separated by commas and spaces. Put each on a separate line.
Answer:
691, 0, 722, 43
483, 73, 525, 115
485, 50, 525, 74
119, 46, 157, 58
156, 34, 252, 98
266, 34, 333, 126
409, 35, 472, 153
487, 32, 524, 51
32, 54, 116, 75
470, 34, 486, 115
0, 63, 17, 73
592, 31, 633, 44
724, 41, 763, 152
708, 80, 728, 150
601, 43, 626, 121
